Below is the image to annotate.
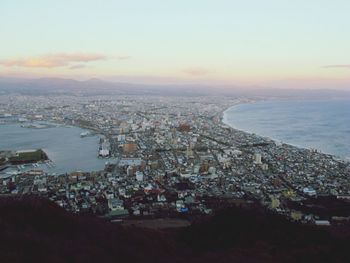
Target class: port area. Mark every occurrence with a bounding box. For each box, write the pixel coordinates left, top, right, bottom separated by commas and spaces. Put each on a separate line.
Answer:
0, 150, 55, 178
2, 149, 48, 165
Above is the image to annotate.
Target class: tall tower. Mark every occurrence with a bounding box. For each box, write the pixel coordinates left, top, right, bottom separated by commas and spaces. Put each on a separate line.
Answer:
186, 143, 193, 158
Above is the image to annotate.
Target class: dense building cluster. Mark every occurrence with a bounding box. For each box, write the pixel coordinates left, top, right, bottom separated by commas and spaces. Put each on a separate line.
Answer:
1, 94, 350, 225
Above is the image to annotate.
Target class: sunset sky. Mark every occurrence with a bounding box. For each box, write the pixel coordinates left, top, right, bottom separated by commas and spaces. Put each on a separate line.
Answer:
1, 0, 350, 89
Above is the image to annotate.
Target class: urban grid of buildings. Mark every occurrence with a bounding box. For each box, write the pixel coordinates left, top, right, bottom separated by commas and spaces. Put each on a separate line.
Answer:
1, 94, 350, 227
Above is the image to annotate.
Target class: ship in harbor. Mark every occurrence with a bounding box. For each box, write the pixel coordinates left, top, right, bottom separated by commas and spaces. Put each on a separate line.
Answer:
80, 131, 90, 138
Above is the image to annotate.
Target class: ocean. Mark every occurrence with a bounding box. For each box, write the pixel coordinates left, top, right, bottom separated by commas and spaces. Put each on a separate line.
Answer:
223, 99, 350, 160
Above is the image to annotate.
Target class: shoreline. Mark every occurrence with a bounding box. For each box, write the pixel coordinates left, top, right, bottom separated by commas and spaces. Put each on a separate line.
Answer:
0, 122, 106, 174
220, 100, 349, 163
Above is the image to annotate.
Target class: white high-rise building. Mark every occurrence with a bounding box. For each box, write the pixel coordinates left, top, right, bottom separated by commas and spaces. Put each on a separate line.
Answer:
136, 171, 144, 182
254, 153, 262, 164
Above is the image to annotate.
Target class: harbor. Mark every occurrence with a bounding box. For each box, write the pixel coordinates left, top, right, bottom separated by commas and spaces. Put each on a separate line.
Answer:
0, 122, 106, 174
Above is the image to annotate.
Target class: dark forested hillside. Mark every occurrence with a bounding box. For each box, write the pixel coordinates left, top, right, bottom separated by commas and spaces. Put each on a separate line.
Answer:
0, 196, 349, 263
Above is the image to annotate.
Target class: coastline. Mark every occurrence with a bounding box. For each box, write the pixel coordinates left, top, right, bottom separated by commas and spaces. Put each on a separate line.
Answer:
0, 122, 106, 174
220, 100, 350, 162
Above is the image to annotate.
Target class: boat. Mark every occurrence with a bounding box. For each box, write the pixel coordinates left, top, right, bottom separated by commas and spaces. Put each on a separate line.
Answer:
80, 131, 90, 138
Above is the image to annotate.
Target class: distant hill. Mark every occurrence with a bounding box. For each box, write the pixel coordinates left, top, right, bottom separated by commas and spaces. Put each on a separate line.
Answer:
1, 196, 350, 263
1, 77, 350, 98
0, 77, 214, 96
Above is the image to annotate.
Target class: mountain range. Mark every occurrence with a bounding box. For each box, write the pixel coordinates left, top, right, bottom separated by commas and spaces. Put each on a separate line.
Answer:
1, 77, 350, 98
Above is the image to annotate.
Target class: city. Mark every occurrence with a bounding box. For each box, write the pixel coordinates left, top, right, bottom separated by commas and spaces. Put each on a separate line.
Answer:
1, 1, 350, 261
1, 94, 349, 228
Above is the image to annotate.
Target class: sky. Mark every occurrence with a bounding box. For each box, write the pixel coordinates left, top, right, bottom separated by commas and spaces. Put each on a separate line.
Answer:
0, 0, 350, 89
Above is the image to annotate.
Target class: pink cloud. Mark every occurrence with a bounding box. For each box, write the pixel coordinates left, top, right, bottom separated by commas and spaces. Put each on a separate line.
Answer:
323, 64, 350, 69
117, 55, 131, 60
69, 64, 88, 70
182, 67, 212, 76
0, 53, 106, 68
